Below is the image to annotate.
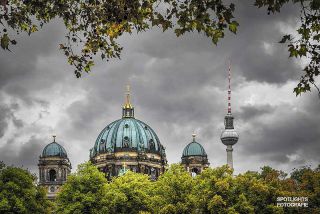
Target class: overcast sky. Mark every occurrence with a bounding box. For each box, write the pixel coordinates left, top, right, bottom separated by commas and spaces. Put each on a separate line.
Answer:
0, 1, 319, 176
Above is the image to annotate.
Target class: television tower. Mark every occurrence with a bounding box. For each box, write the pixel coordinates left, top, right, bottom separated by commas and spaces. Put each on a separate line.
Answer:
220, 62, 239, 170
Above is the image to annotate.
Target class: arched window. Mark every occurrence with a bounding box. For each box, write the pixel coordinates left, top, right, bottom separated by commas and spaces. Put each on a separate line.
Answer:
150, 168, 156, 180
50, 186, 55, 193
62, 169, 66, 180
123, 136, 130, 148
145, 167, 149, 175
49, 169, 57, 181
191, 168, 199, 174
40, 169, 46, 181
149, 139, 155, 151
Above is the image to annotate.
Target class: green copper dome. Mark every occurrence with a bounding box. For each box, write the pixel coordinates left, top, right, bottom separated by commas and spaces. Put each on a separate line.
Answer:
182, 135, 207, 157
90, 87, 166, 159
42, 141, 68, 158
90, 118, 165, 157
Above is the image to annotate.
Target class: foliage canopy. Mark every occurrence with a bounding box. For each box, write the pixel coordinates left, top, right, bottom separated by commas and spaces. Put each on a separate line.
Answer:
55, 161, 109, 214
1, 161, 319, 213
0, 161, 52, 214
55, 162, 320, 214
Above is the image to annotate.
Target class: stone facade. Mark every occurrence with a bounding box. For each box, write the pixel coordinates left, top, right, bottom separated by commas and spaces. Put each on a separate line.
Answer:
181, 155, 209, 175
91, 151, 166, 180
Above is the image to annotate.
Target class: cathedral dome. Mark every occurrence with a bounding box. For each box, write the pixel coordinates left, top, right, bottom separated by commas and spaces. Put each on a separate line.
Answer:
90, 86, 166, 159
42, 138, 68, 158
90, 86, 167, 180
91, 118, 164, 157
182, 134, 207, 157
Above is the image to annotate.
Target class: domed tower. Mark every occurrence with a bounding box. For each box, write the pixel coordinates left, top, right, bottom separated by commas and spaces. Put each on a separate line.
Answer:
181, 134, 209, 176
38, 136, 71, 200
220, 63, 239, 170
90, 86, 167, 180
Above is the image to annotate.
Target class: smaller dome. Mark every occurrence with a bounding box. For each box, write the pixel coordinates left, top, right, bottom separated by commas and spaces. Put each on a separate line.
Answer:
221, 129, 239, 146
42, 142, 68, 158
182, 135, 207, 157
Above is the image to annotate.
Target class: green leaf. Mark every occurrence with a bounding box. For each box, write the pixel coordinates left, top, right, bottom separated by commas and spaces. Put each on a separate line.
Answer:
30, 25, 38, 33
279, 35, 291, 43
84, 61, 95, 72
228, 21, 239, 33
20, 23, 29, 31
298, 45, 307, 56
288, 46, 298, 58
212, 36, 219, 45
1, 34, 10, 50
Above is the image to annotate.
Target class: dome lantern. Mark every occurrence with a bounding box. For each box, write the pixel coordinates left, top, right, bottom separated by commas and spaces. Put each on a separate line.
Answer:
122, 85, 134, 118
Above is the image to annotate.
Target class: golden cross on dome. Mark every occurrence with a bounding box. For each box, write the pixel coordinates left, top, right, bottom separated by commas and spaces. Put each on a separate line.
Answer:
53, 135, 56, 142
192, 133, 196, 142
122, 85, 134, 118
126, 84, 130, 102
124, 84, 132, 108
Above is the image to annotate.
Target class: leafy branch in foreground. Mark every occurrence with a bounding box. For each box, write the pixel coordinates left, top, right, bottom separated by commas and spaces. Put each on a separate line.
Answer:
1, 0, 319, 97
0, 0, 238, 77
255, 0, 320, 97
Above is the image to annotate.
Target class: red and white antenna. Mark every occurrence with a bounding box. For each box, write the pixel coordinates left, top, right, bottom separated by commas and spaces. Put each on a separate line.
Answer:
228, 60, 232, 114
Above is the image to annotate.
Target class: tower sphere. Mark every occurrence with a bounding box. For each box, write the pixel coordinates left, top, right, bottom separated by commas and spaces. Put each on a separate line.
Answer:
220, 129, 239, 146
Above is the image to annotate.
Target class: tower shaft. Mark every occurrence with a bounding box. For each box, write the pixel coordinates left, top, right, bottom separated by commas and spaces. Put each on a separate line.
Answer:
226, 145, 233, 169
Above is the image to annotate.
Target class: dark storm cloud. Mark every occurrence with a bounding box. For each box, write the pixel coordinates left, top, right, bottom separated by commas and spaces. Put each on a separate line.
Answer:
231, 2, 301, 84
238, 104, 275, 121
0, 105, 12, 138
124, 1, 301, 86
0, 102, 23, 137
0, 20, 67, 105
0, 136, 45, 173
239, 96, 320, 165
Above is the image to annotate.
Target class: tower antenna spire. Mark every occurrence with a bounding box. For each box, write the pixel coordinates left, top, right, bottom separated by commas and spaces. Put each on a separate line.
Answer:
228, 60, 232, 114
